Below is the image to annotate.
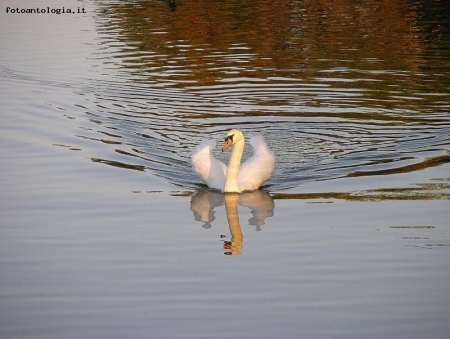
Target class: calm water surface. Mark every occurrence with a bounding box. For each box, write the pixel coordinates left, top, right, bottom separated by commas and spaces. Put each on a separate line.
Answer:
1, 0, 449, 338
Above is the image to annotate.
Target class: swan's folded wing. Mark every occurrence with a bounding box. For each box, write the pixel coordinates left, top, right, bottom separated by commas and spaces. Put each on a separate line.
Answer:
238, 134, 275, 191
191, 139, 227, 190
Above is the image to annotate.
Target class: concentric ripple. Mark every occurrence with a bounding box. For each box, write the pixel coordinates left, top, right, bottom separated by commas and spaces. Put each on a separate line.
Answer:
57, 0, 449, 193
4, 0, 449, 194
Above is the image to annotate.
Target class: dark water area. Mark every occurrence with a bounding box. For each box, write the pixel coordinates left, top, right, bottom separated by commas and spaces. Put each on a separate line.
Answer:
1, 0, 450, 338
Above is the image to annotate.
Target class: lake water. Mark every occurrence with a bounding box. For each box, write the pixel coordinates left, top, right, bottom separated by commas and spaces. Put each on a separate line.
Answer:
1, 0, 449, 338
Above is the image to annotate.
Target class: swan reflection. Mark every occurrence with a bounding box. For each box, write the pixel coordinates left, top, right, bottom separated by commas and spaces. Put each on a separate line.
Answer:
190, 189, 275, 255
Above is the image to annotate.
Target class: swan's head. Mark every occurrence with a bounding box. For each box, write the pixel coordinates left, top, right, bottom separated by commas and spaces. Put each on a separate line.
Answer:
222, 129, 244, 152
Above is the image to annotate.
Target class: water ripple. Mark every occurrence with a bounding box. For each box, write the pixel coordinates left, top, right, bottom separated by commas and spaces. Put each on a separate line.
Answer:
4, 0, 449, 194
70, 66, 449, 192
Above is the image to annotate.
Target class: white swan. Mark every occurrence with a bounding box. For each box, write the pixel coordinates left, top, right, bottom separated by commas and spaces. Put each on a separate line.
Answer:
191, 129, 275, 193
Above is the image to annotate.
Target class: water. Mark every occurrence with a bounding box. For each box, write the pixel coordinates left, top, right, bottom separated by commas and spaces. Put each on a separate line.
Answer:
1, 0, 449, 338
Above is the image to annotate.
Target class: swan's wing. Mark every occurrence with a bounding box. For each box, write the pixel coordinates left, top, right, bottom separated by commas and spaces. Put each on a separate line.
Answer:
191, 139, 227, 191
238, 134, 275, 191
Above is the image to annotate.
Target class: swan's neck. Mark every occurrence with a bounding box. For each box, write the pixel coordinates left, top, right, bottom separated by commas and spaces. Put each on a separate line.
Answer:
224, 139, 244, 192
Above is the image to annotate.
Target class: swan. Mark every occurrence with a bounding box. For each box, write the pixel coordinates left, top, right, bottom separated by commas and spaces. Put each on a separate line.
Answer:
191, 129, 275, 193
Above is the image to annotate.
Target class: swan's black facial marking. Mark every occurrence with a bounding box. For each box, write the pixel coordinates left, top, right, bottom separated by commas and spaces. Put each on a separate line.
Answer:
222, 134, 234, 152
225, 134, 234, 142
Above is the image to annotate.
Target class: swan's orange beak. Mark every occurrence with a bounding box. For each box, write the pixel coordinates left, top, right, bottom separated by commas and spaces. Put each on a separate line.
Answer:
222, 136, 233, 152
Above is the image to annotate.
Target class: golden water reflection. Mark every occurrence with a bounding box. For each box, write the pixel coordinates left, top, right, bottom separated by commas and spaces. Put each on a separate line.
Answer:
190, 190, 274, 255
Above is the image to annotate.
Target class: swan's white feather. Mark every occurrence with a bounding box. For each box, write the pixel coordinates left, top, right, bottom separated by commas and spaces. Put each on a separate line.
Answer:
191, 133, 275, 192
191, 139, 227, 190
238, 134, 275, 191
